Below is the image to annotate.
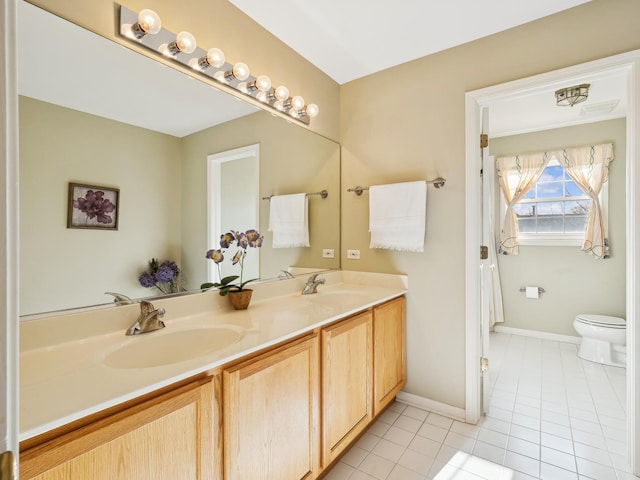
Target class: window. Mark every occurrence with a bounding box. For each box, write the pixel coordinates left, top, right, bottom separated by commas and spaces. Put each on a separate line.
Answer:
501, 157, 608, 246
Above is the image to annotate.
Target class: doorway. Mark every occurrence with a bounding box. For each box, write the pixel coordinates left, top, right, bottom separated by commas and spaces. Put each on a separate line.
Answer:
207, 144, 260, 283
465, 50, 640, 474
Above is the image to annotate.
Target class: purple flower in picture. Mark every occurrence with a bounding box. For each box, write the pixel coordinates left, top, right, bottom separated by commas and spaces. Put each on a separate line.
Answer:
73, 190, 116, 224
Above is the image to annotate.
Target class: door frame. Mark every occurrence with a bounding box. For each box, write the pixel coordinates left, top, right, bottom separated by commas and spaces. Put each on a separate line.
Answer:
1, 0, 19, 476
465, 49, 640, 473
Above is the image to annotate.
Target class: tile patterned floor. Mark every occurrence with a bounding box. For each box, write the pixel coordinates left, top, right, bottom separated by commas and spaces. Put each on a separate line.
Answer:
323, 332, 638, 480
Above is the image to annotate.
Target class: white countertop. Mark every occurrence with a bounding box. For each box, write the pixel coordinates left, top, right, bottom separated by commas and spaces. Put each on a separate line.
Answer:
20, 271, 407, 441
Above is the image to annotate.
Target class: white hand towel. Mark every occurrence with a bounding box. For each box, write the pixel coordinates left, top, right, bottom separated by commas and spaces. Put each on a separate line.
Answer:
268, 193, 310, 248
369, 181, 426, 252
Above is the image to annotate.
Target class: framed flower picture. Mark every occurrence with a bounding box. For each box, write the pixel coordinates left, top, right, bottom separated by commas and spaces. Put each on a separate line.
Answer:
67, 182, 120, 230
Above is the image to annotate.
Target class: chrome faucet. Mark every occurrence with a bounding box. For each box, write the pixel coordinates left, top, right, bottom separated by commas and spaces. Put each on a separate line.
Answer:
279, 270, 295, 279
302, 273, 325, 295
105, 291, 134, 305
126, 300, 166, 335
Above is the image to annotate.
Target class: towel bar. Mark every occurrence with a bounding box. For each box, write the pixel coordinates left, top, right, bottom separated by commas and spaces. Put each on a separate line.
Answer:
262, 189, 328, 201
348, 178, 446, 195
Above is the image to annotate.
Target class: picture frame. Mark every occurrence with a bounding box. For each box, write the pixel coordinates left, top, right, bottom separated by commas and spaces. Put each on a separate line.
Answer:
67, 182, 120, 230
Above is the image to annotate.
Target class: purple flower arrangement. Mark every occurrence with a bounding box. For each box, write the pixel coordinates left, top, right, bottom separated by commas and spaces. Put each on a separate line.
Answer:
139, 258, 182, 295
204, 229, 263, 296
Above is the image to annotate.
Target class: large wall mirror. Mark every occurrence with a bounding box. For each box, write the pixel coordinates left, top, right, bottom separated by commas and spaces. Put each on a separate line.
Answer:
18, 2, 340, 317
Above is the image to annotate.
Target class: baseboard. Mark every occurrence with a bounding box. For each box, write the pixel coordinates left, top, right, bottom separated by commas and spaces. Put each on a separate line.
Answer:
493, 325, 581, 344
396, 391, 466, 422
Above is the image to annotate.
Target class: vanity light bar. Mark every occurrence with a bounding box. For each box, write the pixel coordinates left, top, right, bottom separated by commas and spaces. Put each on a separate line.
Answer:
118, 6, 319, 125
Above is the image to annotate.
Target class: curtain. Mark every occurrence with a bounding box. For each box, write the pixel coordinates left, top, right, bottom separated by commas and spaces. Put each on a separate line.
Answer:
556, 143, 614, 259
496, 153, 550, 255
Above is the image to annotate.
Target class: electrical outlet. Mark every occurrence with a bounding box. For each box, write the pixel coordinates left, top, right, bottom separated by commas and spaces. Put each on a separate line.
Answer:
322, 249, 335, 258
347, 249, 361, 259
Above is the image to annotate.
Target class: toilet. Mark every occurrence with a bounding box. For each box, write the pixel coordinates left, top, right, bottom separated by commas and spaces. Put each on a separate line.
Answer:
573, 314, 626, 367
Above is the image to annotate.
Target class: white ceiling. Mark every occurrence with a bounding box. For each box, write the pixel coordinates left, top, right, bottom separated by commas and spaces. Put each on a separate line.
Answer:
229, 0, 592, 85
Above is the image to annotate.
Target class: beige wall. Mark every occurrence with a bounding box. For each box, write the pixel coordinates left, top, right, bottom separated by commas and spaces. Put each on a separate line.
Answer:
29, 0, 640, 411
490, 119, 626, 336
20, 96, 182, 314
180, 111, 341, 289
340, 0, 640, 408
29, 0, 339, 140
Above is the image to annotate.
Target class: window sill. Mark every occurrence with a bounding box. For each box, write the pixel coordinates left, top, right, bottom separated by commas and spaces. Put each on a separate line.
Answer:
518, 236, 584, 247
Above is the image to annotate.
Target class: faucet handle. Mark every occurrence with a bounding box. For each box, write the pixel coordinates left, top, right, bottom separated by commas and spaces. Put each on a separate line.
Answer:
307, 273, 321, 283
139, 300, 164, 317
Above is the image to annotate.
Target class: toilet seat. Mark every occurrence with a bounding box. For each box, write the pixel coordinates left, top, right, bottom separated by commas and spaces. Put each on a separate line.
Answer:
575, 314, 626, 329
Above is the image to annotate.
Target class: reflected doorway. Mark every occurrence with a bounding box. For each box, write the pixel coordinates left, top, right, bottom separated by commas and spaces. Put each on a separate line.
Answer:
207, 144, 260, 283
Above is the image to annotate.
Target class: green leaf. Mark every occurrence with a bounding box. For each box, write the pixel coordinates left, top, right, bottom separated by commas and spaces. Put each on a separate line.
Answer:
220, 275, 240, 286
200, 282, 215, 289
239, 278, 258, 290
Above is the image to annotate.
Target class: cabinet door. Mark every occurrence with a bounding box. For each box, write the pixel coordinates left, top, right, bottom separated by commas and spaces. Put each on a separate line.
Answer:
321, 311, 372, 467
20, 378, 216, 480
373, 296, 406, 415
223, 335, 319, 480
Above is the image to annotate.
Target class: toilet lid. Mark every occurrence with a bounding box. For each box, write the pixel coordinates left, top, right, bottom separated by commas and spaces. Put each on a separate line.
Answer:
576, 314, 626, 328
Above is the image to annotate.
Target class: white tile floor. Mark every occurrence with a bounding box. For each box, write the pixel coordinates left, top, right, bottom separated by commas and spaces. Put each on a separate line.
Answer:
323, 332, 638, 480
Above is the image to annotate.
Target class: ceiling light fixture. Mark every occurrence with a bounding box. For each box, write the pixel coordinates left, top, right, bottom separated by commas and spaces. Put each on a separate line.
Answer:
118, 5, 319, 125
555, 83, 590, 107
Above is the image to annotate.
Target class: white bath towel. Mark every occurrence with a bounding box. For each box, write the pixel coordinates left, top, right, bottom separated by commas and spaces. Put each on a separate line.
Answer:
369, 181, 426, 252
268, 193, 310, 248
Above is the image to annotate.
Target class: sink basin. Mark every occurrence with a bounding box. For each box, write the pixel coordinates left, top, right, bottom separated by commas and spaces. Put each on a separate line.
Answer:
306, 290, 370, 306
104, 326, 244, 369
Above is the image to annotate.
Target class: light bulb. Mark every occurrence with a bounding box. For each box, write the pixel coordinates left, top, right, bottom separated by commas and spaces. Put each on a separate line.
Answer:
274, 85, 289, 101
175, 31, 197, 54
213, 71, 226, 83
132, 9, 161, 38
305, 103, 320, 118
232, 62, 250, 81
274, 100, 285, 111
198, 47, 225, 69
256, 91, 268, 102
255, 75, 272, 92
237, 82, 249, 94
291, 95, 305, 111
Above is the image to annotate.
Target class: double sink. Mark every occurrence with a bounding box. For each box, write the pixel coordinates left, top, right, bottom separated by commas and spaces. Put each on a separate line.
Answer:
104, 289, 369, 369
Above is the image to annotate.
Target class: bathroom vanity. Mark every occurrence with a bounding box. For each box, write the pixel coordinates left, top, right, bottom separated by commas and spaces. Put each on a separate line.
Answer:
19, 271, 407, 479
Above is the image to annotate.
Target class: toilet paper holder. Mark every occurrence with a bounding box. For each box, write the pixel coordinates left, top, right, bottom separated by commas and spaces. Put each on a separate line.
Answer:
519, 286, 545, 295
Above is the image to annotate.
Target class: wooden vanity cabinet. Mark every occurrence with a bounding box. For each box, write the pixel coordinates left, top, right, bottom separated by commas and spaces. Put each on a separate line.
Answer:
19, 295, 405, 480
222, 334, 320, 480
373, 296, 406, 415
321, 311, 373, 467
19, 377, 218, 480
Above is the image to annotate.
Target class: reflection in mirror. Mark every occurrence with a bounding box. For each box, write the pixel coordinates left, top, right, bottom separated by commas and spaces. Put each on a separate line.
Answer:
18, 2, 340, 317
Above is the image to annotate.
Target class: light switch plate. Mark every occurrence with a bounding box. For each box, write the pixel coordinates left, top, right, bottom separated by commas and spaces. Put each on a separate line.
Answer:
347, 249, 361, 259
322, 249, 335, 258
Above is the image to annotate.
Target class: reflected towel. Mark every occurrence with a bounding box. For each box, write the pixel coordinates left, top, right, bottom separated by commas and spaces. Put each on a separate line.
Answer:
369, 181, 426, 252
268, 193, 310, 248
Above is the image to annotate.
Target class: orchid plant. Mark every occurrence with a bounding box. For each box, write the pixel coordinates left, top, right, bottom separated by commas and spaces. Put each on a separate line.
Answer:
203, 229, 263, 296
